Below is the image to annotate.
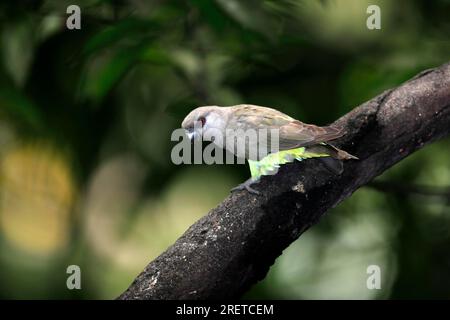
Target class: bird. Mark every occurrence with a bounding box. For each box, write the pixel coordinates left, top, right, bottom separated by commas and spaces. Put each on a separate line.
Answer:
181, 104, 358, 194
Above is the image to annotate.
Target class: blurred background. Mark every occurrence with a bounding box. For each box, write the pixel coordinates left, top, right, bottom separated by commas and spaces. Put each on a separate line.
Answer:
0, 0, 449, 299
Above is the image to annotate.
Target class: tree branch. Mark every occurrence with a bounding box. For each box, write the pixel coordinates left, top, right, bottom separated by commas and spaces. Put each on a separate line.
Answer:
118, 62, 450, 300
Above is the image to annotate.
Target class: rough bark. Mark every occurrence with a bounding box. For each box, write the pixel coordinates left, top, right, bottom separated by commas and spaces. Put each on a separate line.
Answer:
118, 62, 450, 300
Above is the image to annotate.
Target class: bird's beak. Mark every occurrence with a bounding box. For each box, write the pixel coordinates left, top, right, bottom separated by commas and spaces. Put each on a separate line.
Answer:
185, 130, 197, 142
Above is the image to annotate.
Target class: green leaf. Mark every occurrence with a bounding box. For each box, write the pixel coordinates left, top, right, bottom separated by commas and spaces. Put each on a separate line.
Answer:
84, 19, 158, 55
81, 44, 171, 102
0, 88, 43, 130
214, 0, 280, 39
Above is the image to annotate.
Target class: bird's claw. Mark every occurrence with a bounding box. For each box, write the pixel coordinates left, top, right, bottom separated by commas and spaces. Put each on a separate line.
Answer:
231, 179, 260, 195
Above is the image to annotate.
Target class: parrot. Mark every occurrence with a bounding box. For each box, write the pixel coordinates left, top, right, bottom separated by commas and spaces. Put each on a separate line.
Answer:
181, 104, 358, 194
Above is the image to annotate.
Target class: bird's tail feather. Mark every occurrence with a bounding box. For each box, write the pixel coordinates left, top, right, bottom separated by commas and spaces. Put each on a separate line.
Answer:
325, 143, 359, 160
304, 143, 358, 175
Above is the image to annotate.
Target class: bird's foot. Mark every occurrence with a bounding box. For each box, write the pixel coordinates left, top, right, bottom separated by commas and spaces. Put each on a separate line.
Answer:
231, 178, 260, 195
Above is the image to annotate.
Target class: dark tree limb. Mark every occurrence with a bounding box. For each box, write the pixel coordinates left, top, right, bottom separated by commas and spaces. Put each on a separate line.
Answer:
118, 62, 450, 300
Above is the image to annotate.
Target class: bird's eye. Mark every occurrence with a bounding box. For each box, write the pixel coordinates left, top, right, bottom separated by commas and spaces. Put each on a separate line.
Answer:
198, 116, 206, 127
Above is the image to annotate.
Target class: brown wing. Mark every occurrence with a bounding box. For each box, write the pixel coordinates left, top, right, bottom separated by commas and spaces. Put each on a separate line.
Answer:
228, 104, 344, 151
278, 121, 344, 150
229, 104, 295, 130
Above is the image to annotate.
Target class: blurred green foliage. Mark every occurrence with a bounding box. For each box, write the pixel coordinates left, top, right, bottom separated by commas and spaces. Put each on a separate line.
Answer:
0, 0, 449, 299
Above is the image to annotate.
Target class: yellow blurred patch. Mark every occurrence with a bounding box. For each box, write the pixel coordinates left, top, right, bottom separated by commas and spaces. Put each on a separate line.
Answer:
0, 143, 74, 255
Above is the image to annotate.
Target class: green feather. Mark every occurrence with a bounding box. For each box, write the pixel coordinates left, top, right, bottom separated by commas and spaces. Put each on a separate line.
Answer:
248, 147, 329, 181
